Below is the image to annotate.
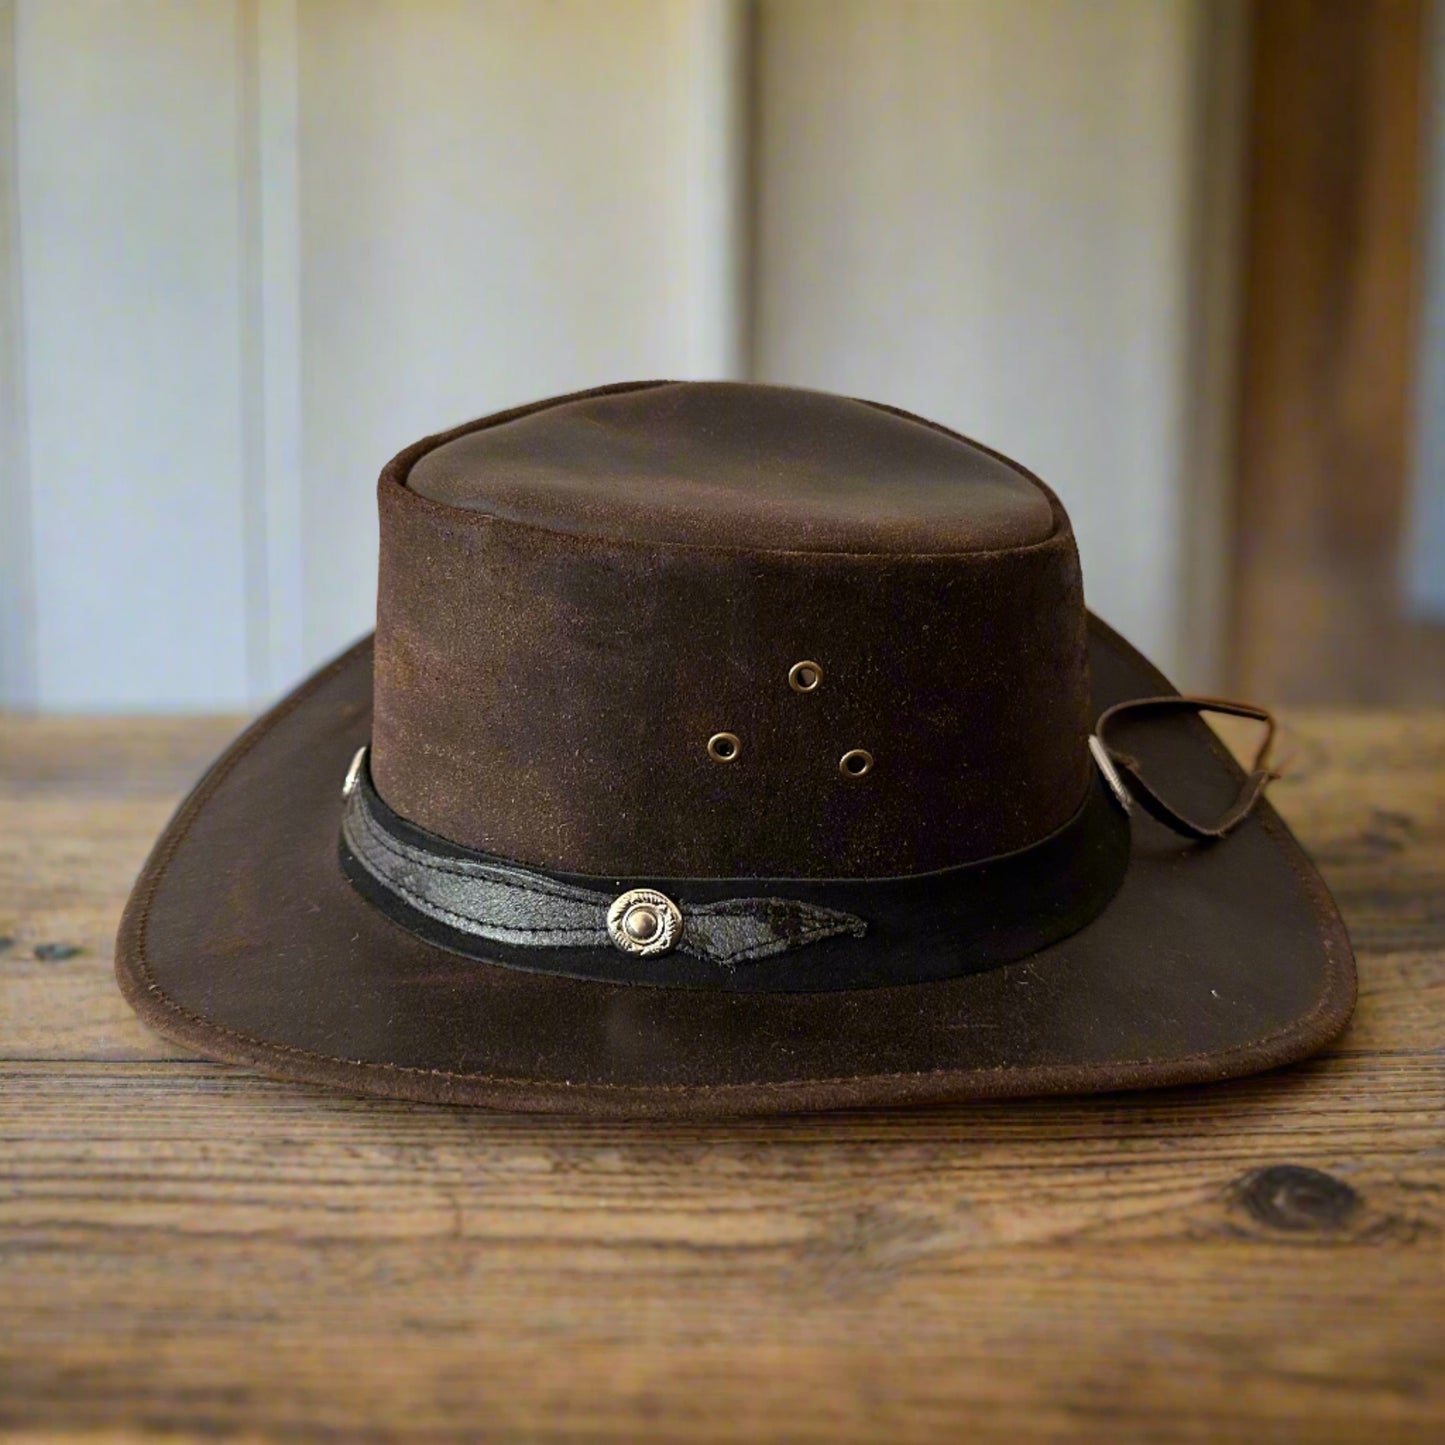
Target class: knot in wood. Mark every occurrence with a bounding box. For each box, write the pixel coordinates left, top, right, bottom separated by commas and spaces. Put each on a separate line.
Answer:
1237, 1164, 1360, 1233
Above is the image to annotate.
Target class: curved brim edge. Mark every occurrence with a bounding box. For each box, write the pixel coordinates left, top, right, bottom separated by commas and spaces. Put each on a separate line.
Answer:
115, 622, 1358, 1117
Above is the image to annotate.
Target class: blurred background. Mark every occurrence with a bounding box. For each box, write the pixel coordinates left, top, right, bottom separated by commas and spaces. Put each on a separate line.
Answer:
0, 0, 1441, 713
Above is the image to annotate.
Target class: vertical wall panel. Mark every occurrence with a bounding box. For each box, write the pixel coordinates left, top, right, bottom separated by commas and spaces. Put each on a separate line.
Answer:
15, 0, 251, 709
0, 0, 36, 707
2, 0, 1226, 708
295, 0, 713, 672
239, 0, 307, 699
752, 0, 1209, 676
2, 0, 742, 708
666, 0, 749, 379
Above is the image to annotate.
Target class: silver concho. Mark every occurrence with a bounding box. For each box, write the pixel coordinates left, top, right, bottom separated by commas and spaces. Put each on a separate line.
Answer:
606, 888, 683, 957
1088, 734, 1133, 814
342, 745, 368, 799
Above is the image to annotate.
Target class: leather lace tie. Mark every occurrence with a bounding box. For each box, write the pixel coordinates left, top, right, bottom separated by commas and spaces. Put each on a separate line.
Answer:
1091, 695, 1280, 843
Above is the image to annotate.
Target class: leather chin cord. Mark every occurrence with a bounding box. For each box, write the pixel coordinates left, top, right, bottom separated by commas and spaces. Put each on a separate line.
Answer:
1092, 696, 1280, 843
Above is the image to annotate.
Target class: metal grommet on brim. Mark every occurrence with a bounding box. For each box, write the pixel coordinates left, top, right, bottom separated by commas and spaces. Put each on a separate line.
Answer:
788, 660, 823, 693
707, 731, 740, 763
839, 748, 873, 778
342, 745, 368, 798
607, 888, 683, 957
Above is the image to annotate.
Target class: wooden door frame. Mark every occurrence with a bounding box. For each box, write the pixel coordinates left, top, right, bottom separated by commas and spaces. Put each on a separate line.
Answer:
1229, 0, 1444, 703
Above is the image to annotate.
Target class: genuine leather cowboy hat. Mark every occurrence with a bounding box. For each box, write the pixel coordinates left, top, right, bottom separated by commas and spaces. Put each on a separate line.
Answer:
116, 381, 1356, 1116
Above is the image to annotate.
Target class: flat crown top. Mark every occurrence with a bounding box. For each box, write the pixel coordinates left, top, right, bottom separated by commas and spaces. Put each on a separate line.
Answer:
406, 381, 1056, 554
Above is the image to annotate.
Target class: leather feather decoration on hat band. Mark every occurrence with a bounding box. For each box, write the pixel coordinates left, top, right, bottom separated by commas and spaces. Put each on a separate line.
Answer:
338, 747, 1134, 994
341, 753, 868, 968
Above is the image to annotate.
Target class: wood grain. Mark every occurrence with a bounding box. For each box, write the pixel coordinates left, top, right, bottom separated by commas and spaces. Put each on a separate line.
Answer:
1, 712, 1442, 1443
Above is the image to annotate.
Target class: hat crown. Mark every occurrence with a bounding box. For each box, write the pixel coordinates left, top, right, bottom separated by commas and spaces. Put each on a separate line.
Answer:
371, 381, 1091, 878
406, 380, 1055, 555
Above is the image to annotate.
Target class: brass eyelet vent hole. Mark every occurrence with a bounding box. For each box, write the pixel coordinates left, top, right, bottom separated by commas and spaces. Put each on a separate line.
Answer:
788, 660, 823, 693
708, 732, 741, 763
840, 748, 873, 778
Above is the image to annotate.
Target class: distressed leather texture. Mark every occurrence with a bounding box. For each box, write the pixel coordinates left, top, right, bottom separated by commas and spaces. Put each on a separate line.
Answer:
112, 382, 1358, 1116
373, 382, 1092, 877
115, 621, 1356, 1116
406, 381, 1056, 553
340, 761, 869, 968
340, 741, 1132, 992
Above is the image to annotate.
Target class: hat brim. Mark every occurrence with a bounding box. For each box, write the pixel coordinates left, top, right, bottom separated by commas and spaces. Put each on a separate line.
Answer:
116, 616, 1356, 1117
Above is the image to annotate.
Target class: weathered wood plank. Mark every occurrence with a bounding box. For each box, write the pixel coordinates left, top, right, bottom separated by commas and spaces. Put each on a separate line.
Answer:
0, 714, 246, 798
0, 711, 1441, 1442
0, 1063, 1441, 1443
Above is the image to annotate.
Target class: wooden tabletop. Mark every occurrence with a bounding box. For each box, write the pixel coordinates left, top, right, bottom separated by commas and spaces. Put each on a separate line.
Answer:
2, 712, 1442, 1443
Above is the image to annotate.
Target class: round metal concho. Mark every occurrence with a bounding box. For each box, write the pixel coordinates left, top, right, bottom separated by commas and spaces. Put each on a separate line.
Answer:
341, 745, 368, 798
788, 660, 823, 693
606, 888, 684, 957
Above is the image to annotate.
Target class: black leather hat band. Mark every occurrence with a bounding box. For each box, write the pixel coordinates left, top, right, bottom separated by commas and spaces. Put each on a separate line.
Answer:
342, 759, 868, 967
339, 752, 1132, 993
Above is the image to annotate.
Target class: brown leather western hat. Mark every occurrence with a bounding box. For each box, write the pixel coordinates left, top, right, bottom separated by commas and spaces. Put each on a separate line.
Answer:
116, 381, 1356, 1115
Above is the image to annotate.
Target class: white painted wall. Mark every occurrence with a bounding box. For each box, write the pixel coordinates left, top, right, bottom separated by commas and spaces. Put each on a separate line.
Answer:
752, 0, 1231, 673
1, 0, 1232, 710
12, 0, 252, 710
295, 0, 743, 666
